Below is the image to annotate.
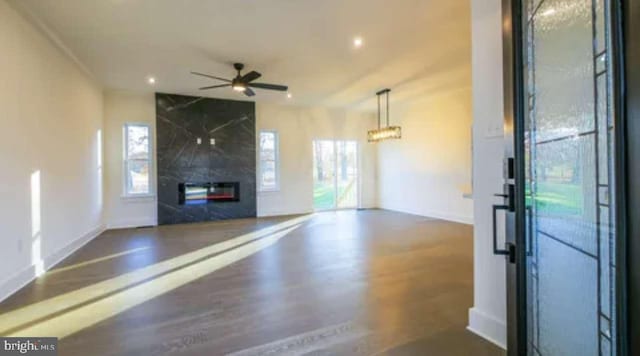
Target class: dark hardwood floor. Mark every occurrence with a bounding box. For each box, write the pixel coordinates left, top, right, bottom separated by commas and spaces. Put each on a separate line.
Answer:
0, 210, 504, 355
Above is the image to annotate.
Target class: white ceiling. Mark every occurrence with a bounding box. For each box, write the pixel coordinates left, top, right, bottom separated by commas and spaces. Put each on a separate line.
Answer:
10, 0, 471, 110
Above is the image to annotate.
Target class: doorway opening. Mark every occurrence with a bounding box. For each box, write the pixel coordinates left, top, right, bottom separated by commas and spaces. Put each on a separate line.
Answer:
312, 140, 359, 211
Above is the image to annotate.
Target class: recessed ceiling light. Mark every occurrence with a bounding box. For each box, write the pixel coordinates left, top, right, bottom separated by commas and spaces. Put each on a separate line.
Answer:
353, 37, 364, 48
147, 76, 156, 85
541, 8, 556, 16
287, 93, 292, 99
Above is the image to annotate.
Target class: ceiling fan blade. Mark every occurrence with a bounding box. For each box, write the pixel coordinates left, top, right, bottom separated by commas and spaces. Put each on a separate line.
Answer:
241, 71, 262, 83
199, 84, 231, 90
248, 83, 288, 91
244, 88, 256, 97
191, 71, 231, 82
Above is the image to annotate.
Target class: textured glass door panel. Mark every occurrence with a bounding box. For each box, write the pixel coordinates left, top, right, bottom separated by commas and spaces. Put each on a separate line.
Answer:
523, 0, 617, 354
538, 235, 598, 355
535, 135, 597, 254
533, 0, 595, 142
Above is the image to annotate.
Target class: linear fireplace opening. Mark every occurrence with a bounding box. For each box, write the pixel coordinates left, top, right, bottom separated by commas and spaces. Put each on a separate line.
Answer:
178, 182, 240, 205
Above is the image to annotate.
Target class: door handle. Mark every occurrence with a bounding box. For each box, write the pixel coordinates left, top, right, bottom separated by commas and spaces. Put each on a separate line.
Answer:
492, 204, 510, 256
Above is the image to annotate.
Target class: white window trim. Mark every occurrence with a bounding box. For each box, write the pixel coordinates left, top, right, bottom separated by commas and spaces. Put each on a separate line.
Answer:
122, 122, 155, 198
258, 130, 280, 192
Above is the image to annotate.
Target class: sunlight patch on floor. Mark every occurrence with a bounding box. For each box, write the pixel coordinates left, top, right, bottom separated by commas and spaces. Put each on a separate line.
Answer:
0, 214, 313, 336
47, 246, 152, 275
8, 223, 303, 339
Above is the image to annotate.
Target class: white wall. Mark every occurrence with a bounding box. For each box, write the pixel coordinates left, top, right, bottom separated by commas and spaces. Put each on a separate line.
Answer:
377, 88, 474, 224
0, 0, 104, 300
103, 91, 157, 229
467, 0, 507, 349
256, 104, 377, 217
101, 96, 378, 226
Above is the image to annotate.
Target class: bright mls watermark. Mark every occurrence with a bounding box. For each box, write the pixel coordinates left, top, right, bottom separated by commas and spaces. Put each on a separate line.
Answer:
1, 338, 57, 355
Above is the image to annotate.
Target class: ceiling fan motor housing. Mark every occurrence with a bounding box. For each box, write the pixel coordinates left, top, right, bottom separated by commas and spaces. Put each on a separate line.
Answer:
232, 78, 246, 91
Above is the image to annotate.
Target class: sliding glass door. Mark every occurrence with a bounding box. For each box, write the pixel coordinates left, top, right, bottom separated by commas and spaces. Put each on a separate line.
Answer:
336, 141, 358, 209
313, 140, 337, 210
313, 140, 358, 211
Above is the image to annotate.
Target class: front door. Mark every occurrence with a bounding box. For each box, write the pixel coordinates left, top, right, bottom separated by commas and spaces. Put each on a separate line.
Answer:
523, 0, 619, 353
498, 0, 627, 354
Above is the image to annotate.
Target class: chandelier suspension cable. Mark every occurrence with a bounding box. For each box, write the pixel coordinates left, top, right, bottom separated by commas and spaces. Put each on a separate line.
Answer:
368, 88, 401, 142
377, 93, 381, 129
386, 90, 390, 127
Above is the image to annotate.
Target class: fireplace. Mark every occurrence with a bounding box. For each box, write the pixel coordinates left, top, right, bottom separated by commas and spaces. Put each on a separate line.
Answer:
178, 182, 240, 205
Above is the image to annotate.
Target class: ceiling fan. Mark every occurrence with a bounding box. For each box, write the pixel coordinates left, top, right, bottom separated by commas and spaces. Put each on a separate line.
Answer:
191, 63, 288, 97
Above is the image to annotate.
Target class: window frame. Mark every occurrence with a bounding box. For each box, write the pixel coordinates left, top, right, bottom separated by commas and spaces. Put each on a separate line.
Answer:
122, 122, 154, 198
258, 130, 280, 192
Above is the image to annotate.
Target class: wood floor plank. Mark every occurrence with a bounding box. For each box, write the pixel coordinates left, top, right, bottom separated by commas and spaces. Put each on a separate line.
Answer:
0, 210, 504, 355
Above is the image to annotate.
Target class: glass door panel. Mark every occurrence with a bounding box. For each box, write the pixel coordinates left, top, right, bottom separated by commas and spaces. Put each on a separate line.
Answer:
336, 141, 358, 208
313, 140, 336, 211
313, 140, 359, 211
522, 0, 617, 355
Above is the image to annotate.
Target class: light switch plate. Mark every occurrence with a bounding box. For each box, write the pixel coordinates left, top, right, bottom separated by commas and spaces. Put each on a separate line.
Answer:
485, 122, 504, 138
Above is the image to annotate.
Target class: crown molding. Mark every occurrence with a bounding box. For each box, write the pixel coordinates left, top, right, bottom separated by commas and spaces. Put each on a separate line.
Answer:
7, 0, 97, 83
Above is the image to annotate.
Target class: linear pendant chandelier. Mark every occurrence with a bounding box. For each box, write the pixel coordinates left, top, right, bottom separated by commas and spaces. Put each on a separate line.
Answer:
368, 88, 401, 142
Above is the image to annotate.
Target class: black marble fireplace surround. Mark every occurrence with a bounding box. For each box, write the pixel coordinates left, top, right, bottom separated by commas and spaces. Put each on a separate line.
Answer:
156, 93, 256, 225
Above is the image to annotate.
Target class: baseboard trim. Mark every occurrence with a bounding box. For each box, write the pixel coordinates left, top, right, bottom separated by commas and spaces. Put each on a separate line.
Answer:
44, 225, 107, 270
0, 224, 106, 303
426, 211, 474, 225
257, 210, 314, 218
108, 218, 157, 230
378, 207, 474, 225
0, 265, 36, 304
467, 307, 507, 350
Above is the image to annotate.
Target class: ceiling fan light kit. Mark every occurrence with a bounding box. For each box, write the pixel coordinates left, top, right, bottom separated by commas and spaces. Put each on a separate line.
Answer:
232, 83, 247, 92
368, 88, 401, 142
191, 63, 288, 97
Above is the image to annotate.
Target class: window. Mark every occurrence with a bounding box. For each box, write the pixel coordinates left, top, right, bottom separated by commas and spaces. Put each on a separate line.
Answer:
123, 123, 152, 196
259, 130, 279, 191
